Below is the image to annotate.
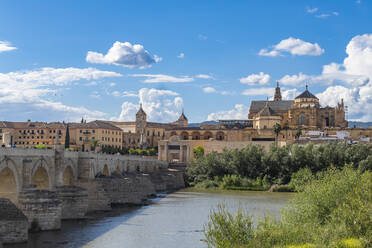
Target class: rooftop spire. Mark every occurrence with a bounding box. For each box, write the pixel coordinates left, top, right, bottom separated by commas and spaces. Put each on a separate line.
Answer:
274, 81, 282, 101
306, 83, 308, 90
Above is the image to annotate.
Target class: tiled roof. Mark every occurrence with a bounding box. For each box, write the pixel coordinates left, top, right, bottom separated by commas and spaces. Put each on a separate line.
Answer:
295, 89, 318, 99
69, 120, 122, 131
250, 100, 293, 113
257, 101, 278, 117
0, 121, 66, 129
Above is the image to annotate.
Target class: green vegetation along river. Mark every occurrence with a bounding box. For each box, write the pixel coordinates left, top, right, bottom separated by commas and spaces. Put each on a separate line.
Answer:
5, 190, 293, 248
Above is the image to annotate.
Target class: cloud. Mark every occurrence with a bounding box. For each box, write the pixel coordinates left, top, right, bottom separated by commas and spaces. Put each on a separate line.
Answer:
279, 72, 310, 86
198, 34, 208, 40
109, 82, 116, 87
110, 90, 138, 98
177, 53, 185, 59
86, 41, 162, 69
0, 67, 121, 121
313, 34, 372, 121
0, 41, 17, 53
316, 14, 331, 19
114, 88, 183, 122
306, 7, 318, 14
240, 72, 271, 85
196, 74, 214, 79
89, 91, 101, 99
130, 74, 194, 83
207, 104, 250, 121
203, 87, 217, 93
242, 87, 275, 97
259, 37, 324, 56
282, 88, 300, 100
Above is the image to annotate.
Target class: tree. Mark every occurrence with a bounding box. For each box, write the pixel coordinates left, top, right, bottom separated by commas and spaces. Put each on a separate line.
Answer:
193, 146, 205, 159
295, 127, 302, 140
272, 123, 282, 146
90, 138, 99, 152
64, 124, 70, 149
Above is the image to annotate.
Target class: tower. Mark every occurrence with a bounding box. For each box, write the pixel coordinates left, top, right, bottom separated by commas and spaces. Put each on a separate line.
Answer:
274, 81, 282, 101
136, 103, 147, 148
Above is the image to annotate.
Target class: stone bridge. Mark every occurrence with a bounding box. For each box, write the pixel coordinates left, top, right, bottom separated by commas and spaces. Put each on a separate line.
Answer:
0, 148, 168, 203
0, 147, 184, 244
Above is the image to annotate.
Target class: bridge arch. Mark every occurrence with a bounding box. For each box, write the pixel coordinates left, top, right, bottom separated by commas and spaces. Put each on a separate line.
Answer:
62, 166, 75, 185
31, 158, 52, 189
102, 164, 110, 176
0, 158, 21, 203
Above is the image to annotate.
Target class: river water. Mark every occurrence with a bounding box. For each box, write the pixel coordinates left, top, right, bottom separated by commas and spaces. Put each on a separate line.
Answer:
6, 190, 293, 248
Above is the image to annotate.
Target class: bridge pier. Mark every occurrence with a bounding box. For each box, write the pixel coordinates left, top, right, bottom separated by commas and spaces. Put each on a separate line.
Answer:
55, 186, 88, 219
18, 186, 62, 231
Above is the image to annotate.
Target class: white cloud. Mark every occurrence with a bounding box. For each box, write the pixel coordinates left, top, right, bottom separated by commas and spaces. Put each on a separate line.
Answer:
242, 87, 275, 97
89, 91, 101, 99
0, 41, 17, 53
282, 88, 300, 100
333, 12, 339, 16
279, 72, 310, 86
316, 14, 331, 19
86, 41, 162, 69
109, 82, 116, 87
177, 53, 185, 59
110, 90, 138, 98
0, 67, 121, 121
114, 88, 183, 122
306, 7, 318, 14
196, 74, 214, 79
203, 87, 217, 93
240, 72, 271, 85
198, 34, 208, 40
259, 37, 324, 57
130, 74, 194, 83
207, 104, 250, 121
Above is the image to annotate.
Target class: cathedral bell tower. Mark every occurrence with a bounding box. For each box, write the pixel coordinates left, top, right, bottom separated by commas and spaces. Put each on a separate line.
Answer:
136, 103, 147, 148
274, 81, 282, 101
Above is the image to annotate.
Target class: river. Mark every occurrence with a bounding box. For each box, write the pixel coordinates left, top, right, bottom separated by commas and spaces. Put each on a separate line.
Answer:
6, 190, 293, 248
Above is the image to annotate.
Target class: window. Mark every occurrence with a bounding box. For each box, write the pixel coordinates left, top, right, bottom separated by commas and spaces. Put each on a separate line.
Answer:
93, 130, 95, 133
102, 137, 104, 141
79, 137, 82, 141
80, 130, 82, 133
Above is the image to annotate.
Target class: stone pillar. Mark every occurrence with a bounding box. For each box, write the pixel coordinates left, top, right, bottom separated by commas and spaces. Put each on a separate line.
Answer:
0, 198, 28, 244
55, 186, 88, 220
186, 145, 190, 162
180, 145, 184, 163
18, 185, 62, 231
164, 142, 169, 162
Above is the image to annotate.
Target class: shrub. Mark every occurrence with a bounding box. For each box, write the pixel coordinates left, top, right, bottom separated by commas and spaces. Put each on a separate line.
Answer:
220, 175, 242, 189
288, 167, 314, 192
34, 144, 47, 149
273, 185, 294, 192
203, 167, 372, 247
203, 204, 254, 247
194, 146, 205, 159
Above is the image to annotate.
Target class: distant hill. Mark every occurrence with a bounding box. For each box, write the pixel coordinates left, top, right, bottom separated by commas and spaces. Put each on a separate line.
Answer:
188, 121, 217, 127
348, 121, 372, 128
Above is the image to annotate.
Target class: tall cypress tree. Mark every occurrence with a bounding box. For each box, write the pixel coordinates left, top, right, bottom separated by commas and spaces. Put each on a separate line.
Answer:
65, 123, 70, 149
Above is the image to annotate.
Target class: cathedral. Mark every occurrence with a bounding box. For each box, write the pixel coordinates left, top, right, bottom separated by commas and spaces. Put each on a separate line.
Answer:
249, 82, 347, 129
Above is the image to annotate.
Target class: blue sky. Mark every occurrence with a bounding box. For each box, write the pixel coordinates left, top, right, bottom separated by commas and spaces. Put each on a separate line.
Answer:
1, 0, 372, 123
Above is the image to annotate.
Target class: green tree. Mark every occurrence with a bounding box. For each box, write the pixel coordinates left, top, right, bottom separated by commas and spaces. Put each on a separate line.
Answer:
193, 146, 205, 159
35, 144, 47, 149
295, 127, 302, 140
90, 138, 99, 151
64, 124, 70, 149
272, 122, 282, 146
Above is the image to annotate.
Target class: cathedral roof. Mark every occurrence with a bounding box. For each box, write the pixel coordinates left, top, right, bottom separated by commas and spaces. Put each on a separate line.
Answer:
295, 85, 318, 99
177, 112, 188, 121
250, 100, 293, 113
257, 101, 278, 117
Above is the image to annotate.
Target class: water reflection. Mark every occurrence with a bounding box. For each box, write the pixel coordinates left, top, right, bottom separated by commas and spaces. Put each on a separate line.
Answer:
5, 190, 292, 248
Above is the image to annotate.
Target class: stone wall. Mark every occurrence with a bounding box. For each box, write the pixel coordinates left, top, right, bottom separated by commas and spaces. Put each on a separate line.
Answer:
18, 186, 62, 231
0, 198, 28, 244
55, 186, 88, 219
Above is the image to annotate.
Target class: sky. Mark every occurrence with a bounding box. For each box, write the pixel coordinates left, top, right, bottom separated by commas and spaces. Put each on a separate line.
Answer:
1, 0, 372, 123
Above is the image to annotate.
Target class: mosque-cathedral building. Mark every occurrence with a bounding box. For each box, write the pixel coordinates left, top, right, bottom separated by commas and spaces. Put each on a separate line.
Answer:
1, 84, 370, 163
